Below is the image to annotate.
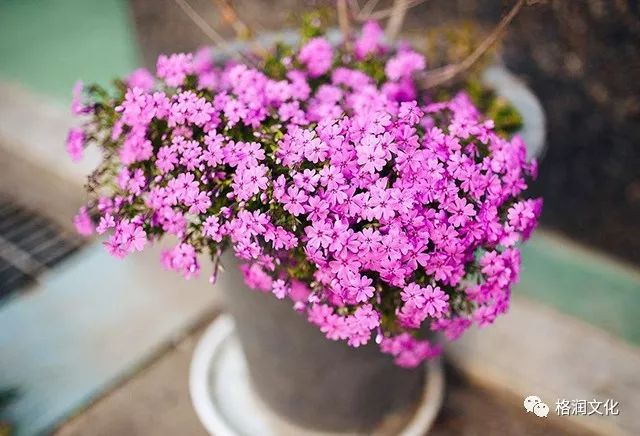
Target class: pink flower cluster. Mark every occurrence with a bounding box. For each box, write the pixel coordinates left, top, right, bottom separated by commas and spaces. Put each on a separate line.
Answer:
69, 22, 541, 367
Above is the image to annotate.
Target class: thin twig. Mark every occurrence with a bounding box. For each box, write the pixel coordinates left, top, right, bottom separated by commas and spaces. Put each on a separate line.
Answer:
418, 0, 526, 89
358, 0, 382, 20
358, 0, 427, 21
173, 0, 253, 64
173, 0, 229, 47
349, 0, 361, 15
337, 0, 352, 45
211, 0, 251, 39
385, 0, 409, 41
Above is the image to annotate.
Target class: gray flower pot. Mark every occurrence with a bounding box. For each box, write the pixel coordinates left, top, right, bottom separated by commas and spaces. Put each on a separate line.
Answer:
219, 257, 425, 433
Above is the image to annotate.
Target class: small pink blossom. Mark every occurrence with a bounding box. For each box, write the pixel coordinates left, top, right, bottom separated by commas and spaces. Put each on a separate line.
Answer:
71, 81, 87, 115
298, 37, 333, 78
73, 207, 93, 236
271, 279, 289, 299
355, 21, 385, 59
157, 53, 194, 87
385, 50, 426, 81
66, 128, 84, 162
127, 68, 155, 91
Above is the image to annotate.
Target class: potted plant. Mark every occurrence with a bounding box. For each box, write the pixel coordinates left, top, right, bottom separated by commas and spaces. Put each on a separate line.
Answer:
68, 1, 541, 433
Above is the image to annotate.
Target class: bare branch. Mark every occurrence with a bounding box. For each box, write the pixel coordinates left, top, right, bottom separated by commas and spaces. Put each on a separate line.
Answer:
337, 0, 352, 44
349, 0, 361, 15
385, 0, 409, 41
173, 0, 228, 47
418, 0, 526, 89
358, 0, 381, 20
172, 0, 253, 64
211, 0, 251, 39
358, 0, 427, 21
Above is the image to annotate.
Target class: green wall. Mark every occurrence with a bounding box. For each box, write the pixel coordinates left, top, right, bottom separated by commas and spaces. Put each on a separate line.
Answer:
0, 0, 138, 102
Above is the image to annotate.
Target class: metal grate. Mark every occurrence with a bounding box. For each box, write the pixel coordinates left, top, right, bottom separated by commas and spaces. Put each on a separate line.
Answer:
0, 197, 83, 301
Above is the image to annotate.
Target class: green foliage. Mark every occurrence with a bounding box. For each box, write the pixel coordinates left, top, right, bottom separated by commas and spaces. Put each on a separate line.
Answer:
299, 10, 331, 41
263, 42, 294, 80
465, 79, 523, 137
354, 56, 387, 85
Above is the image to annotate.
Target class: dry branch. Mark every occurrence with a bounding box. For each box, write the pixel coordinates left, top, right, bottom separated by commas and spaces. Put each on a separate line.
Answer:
385, 0, 409, 41
211, 0, 252, 39
357, 0, 427, 21
417, 0, 526, 89
337, 0, 352, 45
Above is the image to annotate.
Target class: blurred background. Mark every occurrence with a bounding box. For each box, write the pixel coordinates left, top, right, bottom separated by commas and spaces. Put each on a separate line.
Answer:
0, 1, 638, 435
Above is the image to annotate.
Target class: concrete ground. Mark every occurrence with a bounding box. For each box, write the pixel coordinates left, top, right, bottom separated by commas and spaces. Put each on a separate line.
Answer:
54, 315, 587, 436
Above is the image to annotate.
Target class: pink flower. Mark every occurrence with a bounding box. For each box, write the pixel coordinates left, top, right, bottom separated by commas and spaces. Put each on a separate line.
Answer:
240, 263, 272, 291
385, 50, 426, 81
507, 199, 542, 239
73, 207, 93, 236
157, 53, 194, 87
356, 134, 387, 173
447, 196, 476, 227
188, 190, 211, 214
282, 186, 308, 216
298, 37, 333, 78
162, 243, 200, 279
401, 283, 426, 308
304, 219, 333, 250
127, 68, 155, 91
156, 146, 178, 173
289, 280, 311, 302
354, 21, 384, 59
120, 220, 148, 253
350, 274, 375, 303
422, 285, 449, 318
96, 214, 115, 234
271, 279, 289, 299
303, 136, 329, 163
66, 128, 84, 162
234, 164, 269, 201
203, 216, 222, 242
71, 81, 87, 115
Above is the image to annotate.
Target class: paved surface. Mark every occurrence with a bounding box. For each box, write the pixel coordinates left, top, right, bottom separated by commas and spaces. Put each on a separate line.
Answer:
56, 328, 208, 436
0, 244, 219, 436
55, 318, 587, 436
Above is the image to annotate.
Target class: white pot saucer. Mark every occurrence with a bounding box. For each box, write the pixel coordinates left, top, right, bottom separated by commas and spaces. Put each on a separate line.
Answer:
190, 315, 445, 436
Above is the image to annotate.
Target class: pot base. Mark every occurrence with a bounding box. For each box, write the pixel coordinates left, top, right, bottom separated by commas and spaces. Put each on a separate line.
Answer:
190, 315, 444, 436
